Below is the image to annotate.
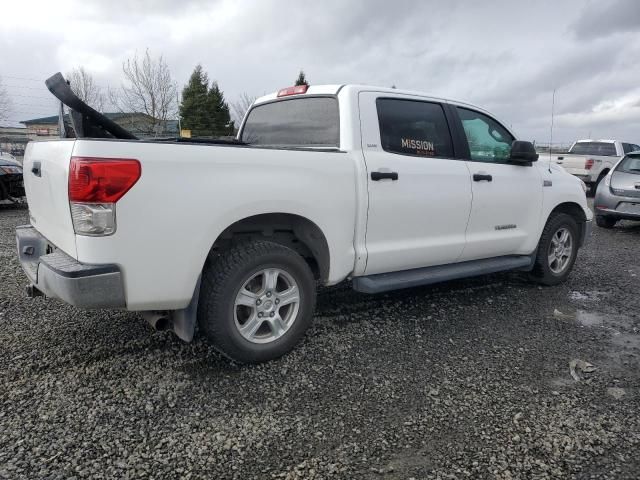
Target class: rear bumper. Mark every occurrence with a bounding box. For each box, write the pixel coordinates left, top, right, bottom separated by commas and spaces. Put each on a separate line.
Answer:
594, 206, 640, 221
564, 171, 595, 183
594, 186, 640, 221
16, 225, 126, 309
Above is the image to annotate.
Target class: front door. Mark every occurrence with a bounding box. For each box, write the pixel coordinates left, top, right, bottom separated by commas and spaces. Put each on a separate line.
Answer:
453, 106, 543, 261
359, 93, 473, 275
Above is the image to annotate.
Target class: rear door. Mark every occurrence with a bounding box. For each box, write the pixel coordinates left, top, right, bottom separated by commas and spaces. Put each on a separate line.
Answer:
359, 93, 472, 275
22, 140, 77, 256
453, 107, 543, 260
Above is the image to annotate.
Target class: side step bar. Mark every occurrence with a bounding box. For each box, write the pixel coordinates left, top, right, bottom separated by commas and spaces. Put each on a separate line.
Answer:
352, 255, 534, 294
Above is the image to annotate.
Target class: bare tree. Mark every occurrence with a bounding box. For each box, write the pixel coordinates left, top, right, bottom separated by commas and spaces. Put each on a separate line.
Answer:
109, 49, 177, 135
66, 67, 105, 112
230, 92, 257, 126
0, 78, 12, 123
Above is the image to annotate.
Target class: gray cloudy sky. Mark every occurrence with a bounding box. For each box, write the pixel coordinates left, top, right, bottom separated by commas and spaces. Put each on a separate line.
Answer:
1, 0, 640, 144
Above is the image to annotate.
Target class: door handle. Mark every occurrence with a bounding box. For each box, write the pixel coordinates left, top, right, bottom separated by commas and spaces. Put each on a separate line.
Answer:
31, 161, 41, 177
371, 171, 398, 181
473, 173, 492, 182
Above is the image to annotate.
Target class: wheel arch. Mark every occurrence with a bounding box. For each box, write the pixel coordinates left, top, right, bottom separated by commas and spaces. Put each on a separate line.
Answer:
547, 201, 589, 246
208, 213, 331, 283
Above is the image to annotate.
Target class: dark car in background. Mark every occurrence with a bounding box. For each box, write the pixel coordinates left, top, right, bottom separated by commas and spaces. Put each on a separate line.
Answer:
0, 152, 25, 201
594, 151, 640, 228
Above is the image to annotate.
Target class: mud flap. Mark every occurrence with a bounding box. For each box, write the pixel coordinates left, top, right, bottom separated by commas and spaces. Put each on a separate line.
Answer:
171, 276, 201, 342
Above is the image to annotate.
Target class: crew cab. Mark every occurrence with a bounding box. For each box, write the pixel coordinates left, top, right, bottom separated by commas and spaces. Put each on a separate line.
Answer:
16, 73, 592, 363
553, 139, 640, 194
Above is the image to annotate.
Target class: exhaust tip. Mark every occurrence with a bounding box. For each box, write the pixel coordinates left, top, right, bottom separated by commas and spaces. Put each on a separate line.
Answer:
154, 316, 170, 331
142, 311, 171, 331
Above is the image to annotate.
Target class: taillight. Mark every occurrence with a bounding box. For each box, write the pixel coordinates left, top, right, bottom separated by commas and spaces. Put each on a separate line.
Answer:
585, 158, 595, 170
277, 85, 309, 97
69, 157, 141, 202
68, 157, 141, 236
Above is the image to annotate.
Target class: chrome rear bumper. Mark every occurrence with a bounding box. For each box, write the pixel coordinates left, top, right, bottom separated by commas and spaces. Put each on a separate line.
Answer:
16, 225, 125, 309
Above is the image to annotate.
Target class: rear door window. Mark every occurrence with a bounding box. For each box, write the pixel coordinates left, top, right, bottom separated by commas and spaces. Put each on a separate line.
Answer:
456, 107, 514, 163
241, 97, 339, 147
376, 98, 454, 158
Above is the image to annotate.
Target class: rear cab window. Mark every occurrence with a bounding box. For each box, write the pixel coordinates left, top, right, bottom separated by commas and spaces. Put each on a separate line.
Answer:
569, 142, 617, 156
240, 97, 339, 148
376, 98, 454, 158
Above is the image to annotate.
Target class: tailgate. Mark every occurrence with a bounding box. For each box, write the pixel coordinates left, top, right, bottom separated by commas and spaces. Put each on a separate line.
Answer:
553, 154, 588, 171
22, 140, 77, 257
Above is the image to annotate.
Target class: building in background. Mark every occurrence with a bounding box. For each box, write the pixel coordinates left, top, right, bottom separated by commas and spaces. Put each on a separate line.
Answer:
0, 126, 30, 157
20, 113, 179, 138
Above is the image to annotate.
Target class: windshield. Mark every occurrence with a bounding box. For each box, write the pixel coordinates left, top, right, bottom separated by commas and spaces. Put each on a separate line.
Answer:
616, 155, 640, 174
241, 97, 339, 147
569, 142, 617, 156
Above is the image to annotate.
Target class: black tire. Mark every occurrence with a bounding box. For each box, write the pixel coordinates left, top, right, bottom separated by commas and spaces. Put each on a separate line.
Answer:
590, 173, 606, 196
0, 179, 8, 201
596, 215, 617, 229
529, 213, 580, 286
197, 240, 316, 364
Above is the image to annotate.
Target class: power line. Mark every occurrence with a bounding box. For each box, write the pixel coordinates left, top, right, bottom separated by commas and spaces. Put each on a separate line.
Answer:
0, 74, 43, 82
2, 84, 50, 91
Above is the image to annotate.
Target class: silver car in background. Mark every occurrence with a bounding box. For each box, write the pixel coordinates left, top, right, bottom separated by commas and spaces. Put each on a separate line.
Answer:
594, 151, 640, 228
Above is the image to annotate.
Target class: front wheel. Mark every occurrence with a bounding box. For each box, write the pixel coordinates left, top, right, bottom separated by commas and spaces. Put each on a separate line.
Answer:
530, 213, 579, 286
197, 240, 316, 364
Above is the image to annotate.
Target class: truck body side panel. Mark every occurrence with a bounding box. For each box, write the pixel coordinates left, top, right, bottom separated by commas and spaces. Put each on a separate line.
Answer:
70, 140, 359, 310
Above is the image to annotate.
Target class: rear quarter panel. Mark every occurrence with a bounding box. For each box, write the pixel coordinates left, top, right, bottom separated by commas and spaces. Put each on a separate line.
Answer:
71, 140, 358, 310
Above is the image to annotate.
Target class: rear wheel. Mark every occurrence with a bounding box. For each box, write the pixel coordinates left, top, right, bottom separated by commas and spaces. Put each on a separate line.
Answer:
197, 240, 316, 364
530, 213, 579, 285
596, 215, 617, 229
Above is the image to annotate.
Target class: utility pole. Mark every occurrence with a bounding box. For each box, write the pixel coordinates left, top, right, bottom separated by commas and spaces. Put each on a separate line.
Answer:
548, 88, 556, 171
176, 91, 181, 137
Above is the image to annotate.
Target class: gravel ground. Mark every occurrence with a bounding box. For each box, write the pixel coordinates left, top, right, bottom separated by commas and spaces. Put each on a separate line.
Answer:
0, 201, 638, 479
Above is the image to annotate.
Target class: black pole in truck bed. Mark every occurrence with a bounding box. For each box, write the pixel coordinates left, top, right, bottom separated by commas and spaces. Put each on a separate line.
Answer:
45, 72, 138, 140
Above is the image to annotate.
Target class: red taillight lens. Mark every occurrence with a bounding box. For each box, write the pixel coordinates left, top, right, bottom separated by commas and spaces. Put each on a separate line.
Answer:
277, 85, 309, 97
585, 158, 595, 170
69, 157, 141, 203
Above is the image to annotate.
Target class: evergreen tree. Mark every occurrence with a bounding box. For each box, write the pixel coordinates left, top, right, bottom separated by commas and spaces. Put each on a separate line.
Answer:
295, 70, 309, 86
180, 65, 234, 137
180, 65, 212, 136
208, 82, 234, 136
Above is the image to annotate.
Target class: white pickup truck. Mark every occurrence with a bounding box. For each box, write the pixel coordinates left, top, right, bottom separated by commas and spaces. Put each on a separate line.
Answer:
553, 139, 640, 194
16, 73, 592, 363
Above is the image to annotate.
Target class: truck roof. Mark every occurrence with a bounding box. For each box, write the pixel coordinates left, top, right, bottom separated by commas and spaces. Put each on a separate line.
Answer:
254, 84, 490, 113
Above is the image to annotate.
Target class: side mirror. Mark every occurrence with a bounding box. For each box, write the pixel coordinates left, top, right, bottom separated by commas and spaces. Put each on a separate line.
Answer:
510, 140, 538, 165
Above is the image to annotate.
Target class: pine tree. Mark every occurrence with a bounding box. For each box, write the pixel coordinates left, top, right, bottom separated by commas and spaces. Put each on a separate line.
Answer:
180, 65, 234, 137
208, 82, 234, 136
179, 65, 212, 136
295, 70, 309, 86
